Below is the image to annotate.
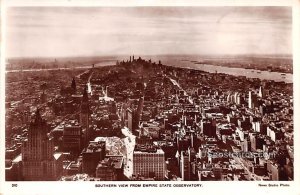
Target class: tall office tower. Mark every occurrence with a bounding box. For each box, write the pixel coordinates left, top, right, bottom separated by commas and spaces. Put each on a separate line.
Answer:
136, 96, 144, 122
80, 86, 90, 145
127, 108, 133, 132
248, 91, 252, 109
71, 77, 76, 93
22, 109, 63, 180
234, 92, 241, 105
180, 150, 191, 181
258, 86, 263, 98
133, 146, 165, 180
63, 122, 82, 157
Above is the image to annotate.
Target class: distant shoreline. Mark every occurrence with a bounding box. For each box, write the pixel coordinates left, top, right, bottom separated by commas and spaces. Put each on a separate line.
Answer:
5, 54, 292, 74
5, 63, 116, 73
5, 61, 293, 84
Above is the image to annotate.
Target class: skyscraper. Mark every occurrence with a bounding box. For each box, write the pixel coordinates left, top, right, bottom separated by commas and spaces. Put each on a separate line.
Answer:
127, 108, 133, 132
136, 96, 144, 123
258, 86, 263, 98
80, 86, 90, 145
180, 151, 191, 181
22, 109, 63, 181
63, 122, 82, 157
248, 91, 252, 109
71, 77, 76, 93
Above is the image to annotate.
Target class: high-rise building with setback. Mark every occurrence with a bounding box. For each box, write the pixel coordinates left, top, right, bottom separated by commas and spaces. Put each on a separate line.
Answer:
22, 109, 63, 181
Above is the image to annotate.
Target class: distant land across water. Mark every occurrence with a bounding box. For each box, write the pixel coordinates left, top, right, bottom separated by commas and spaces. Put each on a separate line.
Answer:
6, 54, 293, 83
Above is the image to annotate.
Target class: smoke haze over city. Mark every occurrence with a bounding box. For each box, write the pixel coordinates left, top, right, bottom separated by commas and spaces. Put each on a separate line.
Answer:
6, 7, 292, 58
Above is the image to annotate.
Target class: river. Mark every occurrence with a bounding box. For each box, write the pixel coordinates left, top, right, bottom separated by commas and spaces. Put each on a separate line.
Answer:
157, 57, 292, 83
183, 63, 292, 83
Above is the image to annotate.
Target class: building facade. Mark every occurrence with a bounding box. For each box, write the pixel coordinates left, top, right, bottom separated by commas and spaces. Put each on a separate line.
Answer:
63, 123, 82, 156
22, 109, 63, 181
133, 147, 165, 180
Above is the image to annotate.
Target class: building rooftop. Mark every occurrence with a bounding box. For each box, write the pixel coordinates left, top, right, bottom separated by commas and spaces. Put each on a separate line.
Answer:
12, 154, 22, 163
106, 155, 123, 169
83, 141, 105, 153
134, 146, 164, 154
54, 152, 63, 160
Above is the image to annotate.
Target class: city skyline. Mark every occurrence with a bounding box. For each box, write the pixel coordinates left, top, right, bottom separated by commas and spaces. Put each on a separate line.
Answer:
6, 6, 292, 58
5, 56, 294, 181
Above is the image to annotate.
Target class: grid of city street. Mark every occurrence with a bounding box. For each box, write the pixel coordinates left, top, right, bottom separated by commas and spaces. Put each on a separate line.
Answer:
5, 6, 293, 181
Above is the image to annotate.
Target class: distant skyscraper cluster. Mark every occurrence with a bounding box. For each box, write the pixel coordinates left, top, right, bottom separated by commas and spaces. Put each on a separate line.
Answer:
5, 56, 293, 181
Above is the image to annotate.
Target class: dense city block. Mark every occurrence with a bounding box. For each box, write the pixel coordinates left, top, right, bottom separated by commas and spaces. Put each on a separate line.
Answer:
5, 56, 293, 181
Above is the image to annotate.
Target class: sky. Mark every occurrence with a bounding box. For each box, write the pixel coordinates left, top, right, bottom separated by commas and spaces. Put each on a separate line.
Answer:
6, 6, 292, 58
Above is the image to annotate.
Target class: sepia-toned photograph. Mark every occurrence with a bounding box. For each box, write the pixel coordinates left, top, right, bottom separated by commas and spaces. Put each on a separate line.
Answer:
3, 4, 294, 185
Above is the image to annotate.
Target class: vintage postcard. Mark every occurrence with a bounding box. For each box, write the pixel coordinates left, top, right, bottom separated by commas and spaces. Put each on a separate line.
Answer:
0, 0, 299, 195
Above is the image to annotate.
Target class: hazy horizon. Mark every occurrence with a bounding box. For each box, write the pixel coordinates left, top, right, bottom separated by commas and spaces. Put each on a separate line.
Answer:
6, 7, 292, 58
6, 53, 293, 60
